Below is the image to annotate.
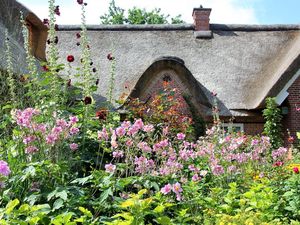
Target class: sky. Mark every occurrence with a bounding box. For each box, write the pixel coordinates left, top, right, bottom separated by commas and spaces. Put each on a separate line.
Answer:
18, 0, 300, 25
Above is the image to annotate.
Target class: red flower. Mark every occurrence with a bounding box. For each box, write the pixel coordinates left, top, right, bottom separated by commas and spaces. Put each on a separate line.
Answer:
107, 53, 115, 61
293, 167, 299, 174
288, 136, 294, 143
77, 0, 83, 4
42, 65, 49, 71
96, 109, 108, 120
67, 55, 75, 62
76, 33, 81, 38
54, 6, 60, 16
84, 96, 92, 105
54, 36, 58, 44
43, 18, 49, 25
54, 24, 59, 31
84, 2, 88, 6
273, 161, 284, 167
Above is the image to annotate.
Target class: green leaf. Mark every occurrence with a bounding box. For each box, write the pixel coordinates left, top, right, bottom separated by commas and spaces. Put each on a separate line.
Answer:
78, 207, 93, 218
53, 199, 64, 211
5, 199, 20, 214
156, 216, 172, 225
99, 187, 113, 204
56, 190, 68, 201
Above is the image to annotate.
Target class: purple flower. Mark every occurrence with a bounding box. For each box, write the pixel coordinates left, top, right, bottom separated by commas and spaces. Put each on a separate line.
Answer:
70, 143, 78, 151
105, 163, 116, 173
0, 160, 11, 176
70, 127, 80, 135
177, 133, 185, 140
25, 146, 39, 154
212, 165, 224, 176
161, 184, 172, 195
112, 151, 124, 158
172, 182, 183, 194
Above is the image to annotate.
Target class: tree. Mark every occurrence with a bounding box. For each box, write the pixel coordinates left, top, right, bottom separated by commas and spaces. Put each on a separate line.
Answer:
100, 0, 184, 25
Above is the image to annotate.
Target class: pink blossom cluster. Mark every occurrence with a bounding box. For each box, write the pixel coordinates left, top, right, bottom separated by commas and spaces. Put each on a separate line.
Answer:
0, 160, 11, 176
161, 182, 183, 201
98, 120, 274, 184
14, 108, 80, 154
271, 147, 288, 161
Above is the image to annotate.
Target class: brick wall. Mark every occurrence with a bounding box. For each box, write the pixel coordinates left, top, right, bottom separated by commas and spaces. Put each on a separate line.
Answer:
282, 75, 300, 143
244, 123, 264, 136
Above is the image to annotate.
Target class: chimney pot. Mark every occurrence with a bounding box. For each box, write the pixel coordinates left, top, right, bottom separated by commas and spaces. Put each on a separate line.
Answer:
192, 7, 211, 31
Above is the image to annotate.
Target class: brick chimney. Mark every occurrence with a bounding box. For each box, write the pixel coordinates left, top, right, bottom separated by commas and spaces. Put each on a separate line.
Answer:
192, 6, 212, 38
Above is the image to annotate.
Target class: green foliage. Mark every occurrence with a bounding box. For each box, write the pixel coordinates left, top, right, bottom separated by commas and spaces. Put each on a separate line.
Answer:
100, 0, 184, 25
263, 97, 283, 149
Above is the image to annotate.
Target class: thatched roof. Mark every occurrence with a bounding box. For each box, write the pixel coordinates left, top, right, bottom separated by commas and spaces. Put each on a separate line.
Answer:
0, 0, 47, 74
55, 24, 300, 115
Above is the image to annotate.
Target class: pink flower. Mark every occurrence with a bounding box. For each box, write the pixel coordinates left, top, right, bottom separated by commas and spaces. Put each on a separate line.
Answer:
273, 161, 284, 167
70, 143, 78, 151
23, 136, 36, 145
52, 126, 63, 135
25, 146, 39, 154
293, 167, 299, 174
133, 119, 144, 130
105, 163, 116, 173
112, 151, 124, 158
177, 133, 185, 140
126, 139, 133, 146
116, 127, 126, 137
163, 127, 169, 136
98, 128, 109, 140
143, 125, 154, 133
56, 119, 68, 128
70, 127, 79, 135
0, 160, 11, 176
192, 174, 201, 182
172, 182, 183, 194
161, 184, 172, 195
46, 134, 58, 145
212, 165, 224, 176
69, 116, 79, 125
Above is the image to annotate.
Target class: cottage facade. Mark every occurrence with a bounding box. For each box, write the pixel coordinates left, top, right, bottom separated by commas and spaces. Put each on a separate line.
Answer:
2, 1, 300, 141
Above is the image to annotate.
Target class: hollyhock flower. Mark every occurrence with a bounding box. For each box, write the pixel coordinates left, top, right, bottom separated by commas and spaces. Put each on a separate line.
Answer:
54, 36, 58, 44
42, 65, 49, 71
288, 136, 294, 143
43, 18, 49, 25
70, 143, 78, 151
77, 0, 83, 5
76, 32, 81, 38
105, 163, 116, 173
54, 24, 59, 31
161, 184, 172, 195
54, 6, 60, 16
293, 167, 299, 174
70, 127, 79, 135
76, 42, 80, 46
95, 79, 99, 85
67, 55, 74, 62
96, 109, 107, 120
25, 146, 39, 154
84, 96, 92, 105
0, 160, 11, 176
177, 133, 185, 140
92, 68, 97, 73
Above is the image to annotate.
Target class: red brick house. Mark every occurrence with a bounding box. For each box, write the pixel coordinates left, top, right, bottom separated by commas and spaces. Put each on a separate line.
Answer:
2, 1, 300, 141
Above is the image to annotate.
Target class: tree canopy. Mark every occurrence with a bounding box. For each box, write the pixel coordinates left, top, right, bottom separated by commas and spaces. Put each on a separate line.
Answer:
100, 0, 184, 25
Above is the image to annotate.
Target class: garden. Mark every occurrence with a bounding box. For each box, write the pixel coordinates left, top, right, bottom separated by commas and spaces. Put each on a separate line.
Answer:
0, 1, 300, 224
